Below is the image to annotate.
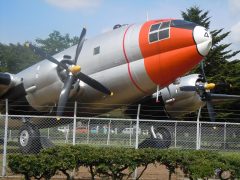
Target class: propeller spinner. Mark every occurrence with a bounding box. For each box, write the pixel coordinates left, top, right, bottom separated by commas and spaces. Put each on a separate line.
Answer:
26, 28, 113, 117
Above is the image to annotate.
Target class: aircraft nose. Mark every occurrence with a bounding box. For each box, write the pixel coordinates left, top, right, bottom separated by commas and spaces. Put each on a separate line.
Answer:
193, 26, 212, 56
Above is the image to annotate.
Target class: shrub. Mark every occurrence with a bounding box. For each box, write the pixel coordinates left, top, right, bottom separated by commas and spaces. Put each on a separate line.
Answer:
8, 145, 240, 180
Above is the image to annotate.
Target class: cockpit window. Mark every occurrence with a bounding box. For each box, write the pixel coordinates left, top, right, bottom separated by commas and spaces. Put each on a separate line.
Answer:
149, 21, 170, 43
150, 23, 161, 32
160, 21, 170, 29
170, 20, 197, 30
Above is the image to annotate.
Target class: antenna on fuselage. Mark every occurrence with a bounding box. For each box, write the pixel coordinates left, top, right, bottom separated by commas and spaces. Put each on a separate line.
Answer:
146, 11, 149, 21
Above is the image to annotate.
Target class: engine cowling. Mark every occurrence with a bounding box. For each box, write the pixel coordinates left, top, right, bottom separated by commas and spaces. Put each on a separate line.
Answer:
156, 74, 205, 118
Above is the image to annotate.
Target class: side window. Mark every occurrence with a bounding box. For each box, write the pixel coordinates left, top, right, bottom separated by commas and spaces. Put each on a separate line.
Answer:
149, 21, 170, 43
93, 46, 100, 55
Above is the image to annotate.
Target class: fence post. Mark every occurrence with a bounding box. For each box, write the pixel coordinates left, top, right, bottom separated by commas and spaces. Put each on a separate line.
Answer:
199, 122, 202, 149
223, 122, 227, 150
107, 120, 111, 145
47, 128, 50, 139
196, 107, 201, 150
134, 104, 141, 179
174, 122, 177, 148
73, 101, 77, 145
129, 120, 133, 146
87, 119, 90, 144
2, 99, 8, 177
135, 104, 141, 149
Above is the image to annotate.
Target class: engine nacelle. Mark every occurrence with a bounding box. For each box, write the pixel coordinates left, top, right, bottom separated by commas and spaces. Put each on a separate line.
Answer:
156, 74, 205, 118
0, 73, 21, 96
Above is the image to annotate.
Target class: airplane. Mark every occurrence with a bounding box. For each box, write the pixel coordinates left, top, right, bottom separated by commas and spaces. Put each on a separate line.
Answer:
0, 19, 212, 153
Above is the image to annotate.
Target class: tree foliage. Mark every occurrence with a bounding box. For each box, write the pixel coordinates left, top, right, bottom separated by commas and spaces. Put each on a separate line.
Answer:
8, 145, 240, 180
0, 43, 40, 73
0, 31, 78, 74
182, 6, 240, 78
35, 30, 79, 55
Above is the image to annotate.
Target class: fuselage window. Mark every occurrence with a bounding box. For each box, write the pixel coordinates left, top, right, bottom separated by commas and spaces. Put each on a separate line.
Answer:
149, 21, 170, 43
93, 46, 100, 55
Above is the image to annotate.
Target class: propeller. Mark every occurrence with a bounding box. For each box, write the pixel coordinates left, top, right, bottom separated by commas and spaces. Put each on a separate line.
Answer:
179, 58, 240, 121
26, 28, 113, 117
179, 60, 216, 122
179, 80, 217, 121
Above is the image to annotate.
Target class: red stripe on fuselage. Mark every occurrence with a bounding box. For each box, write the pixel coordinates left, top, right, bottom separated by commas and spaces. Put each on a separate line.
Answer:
122, 25, 146, 94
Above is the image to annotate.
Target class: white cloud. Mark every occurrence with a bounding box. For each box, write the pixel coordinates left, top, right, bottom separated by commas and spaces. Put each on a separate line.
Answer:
228, 0, 240, 14
45, 0, 102, 10
231, 21, 240, 43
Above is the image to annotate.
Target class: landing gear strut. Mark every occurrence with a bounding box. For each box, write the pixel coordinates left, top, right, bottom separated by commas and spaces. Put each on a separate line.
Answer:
18, 122, 42, 154
139, 126, 172, 148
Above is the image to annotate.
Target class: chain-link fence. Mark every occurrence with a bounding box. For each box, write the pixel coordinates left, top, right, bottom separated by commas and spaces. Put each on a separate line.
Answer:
2, 116, 240, 150
1, 106, 240, 176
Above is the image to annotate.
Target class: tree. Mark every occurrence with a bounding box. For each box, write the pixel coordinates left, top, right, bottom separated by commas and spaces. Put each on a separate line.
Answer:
0, 43, 40, 73
182, 6, 240, 79
35, 30, 79, 55
181, 6, 240, 122
0, 31, 79, 74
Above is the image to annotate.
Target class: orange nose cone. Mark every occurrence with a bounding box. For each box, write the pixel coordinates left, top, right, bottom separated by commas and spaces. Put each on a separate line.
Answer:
139, 20, 203, 87
144, 46, 202, 86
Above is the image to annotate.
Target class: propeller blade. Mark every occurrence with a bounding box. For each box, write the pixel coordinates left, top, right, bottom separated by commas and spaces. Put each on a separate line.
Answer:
206, 101, 216, 122
179, 86, 197, 91
76, 72, 112, 96
56, 75, 74, 116
27, 43, 69, 71
74, 28, 86, 64
210, 93, 240, 100
200, 61, 207, 81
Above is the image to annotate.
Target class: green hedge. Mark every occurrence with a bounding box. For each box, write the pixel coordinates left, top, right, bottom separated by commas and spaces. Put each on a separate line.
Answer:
8, 145, 240, 180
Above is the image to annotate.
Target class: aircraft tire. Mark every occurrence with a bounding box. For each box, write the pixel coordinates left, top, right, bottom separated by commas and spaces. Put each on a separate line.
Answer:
139, 127, 171, 149
154, 127, 172, 148
18, 122, 42, 154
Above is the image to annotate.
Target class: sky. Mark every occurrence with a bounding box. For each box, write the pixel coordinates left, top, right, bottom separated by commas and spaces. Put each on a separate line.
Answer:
0, 0, 240, 59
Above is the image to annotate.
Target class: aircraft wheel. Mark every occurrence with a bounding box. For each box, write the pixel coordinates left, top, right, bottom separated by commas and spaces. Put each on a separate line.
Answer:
18, 123, 42, 154
139, 127, 171, 149
152, 127, 172, 148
